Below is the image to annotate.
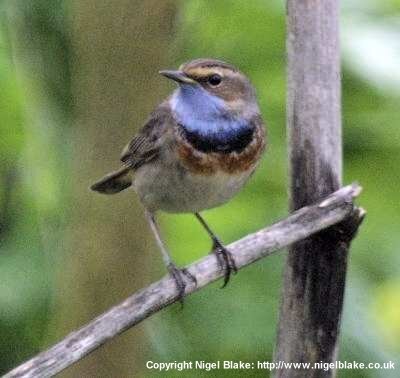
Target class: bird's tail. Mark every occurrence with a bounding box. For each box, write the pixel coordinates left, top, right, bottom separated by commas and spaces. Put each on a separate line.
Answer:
90, 166, 132, 194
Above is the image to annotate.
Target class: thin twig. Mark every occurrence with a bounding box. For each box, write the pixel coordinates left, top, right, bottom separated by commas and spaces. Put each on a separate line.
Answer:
4, 183, 363, 378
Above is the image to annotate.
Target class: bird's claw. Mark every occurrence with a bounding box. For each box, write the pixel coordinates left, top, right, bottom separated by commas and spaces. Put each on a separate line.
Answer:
167, 263, 197, 306
212, 238, 237, 288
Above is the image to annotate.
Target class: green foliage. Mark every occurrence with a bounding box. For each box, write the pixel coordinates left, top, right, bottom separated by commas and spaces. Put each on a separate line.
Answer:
0, 0, 399, 376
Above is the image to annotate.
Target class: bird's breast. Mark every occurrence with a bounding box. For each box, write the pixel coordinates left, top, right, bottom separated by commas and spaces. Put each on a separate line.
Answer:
180, 123, 254, 154
132, 120, 265, 213
175, 123, 265, 175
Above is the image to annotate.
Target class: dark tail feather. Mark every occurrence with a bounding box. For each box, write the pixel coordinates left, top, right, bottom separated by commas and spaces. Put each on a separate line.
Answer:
90, 166, 132, 194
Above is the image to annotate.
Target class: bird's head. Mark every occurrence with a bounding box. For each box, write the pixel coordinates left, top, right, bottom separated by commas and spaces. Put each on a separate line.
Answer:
160, 58, 257, 117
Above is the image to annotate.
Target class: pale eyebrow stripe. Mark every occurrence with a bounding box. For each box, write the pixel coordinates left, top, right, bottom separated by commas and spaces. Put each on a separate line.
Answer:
184, 67, 236, 78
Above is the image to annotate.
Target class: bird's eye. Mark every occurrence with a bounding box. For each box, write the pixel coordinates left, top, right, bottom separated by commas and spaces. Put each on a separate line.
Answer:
208, 74, 222, 86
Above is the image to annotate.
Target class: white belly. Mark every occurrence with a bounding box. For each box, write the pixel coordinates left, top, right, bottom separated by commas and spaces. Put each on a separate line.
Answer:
133, 160, 252, 213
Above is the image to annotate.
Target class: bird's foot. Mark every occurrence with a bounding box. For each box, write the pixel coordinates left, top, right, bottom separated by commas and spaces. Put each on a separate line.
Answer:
212, 238, 238, 288
167, 263, 197, 306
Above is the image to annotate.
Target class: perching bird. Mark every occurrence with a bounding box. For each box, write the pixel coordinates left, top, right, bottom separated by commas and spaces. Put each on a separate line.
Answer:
91, 58, 266, 301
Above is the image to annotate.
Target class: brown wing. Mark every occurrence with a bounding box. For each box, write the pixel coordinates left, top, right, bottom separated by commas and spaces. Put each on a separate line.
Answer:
120, 101, 174, 169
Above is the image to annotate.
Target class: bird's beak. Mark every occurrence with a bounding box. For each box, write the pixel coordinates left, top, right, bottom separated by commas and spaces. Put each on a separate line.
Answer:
159, 70, 196, 85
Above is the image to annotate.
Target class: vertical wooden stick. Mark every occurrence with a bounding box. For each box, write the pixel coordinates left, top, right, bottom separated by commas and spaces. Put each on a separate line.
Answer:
274, 1, 355, 376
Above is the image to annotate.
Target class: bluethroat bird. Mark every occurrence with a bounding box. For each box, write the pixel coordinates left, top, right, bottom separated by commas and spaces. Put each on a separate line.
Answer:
91, 58, 266, 302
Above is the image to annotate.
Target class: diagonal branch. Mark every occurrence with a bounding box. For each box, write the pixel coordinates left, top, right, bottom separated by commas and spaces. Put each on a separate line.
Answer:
5, 183, 364, 378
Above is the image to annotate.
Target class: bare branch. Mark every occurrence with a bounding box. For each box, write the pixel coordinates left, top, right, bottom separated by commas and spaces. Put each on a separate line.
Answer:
275, 1, 354, 376
5, 184, 363, 378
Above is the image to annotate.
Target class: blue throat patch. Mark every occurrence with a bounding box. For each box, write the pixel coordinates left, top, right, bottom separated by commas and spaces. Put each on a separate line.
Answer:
172, 85, 254, 153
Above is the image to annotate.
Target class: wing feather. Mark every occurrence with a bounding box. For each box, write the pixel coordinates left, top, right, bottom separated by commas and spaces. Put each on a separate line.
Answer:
120, 102, 174, 169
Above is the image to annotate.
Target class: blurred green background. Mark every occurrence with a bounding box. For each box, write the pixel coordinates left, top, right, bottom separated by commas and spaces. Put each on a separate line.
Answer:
0, 0, 399, 376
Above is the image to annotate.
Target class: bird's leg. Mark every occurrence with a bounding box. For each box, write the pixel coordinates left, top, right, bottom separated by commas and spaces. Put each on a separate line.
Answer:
145, 210, 196, 305
194, 213, 237, 288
